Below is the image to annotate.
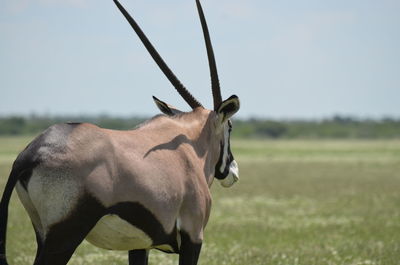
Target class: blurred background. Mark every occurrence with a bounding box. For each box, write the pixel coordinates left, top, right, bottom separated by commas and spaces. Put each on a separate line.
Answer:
1, 1, 400, 264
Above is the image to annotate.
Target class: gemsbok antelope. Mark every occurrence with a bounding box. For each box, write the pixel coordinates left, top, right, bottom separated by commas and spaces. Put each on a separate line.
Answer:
0, 0, 240, 264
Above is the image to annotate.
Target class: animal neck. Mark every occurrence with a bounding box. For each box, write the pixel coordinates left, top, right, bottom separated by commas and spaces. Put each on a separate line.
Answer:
188, 111, 222, 187
140, 109, 221, 187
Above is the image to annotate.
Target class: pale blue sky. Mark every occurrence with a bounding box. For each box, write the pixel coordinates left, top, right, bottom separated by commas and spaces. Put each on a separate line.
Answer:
1, 0, 399, 118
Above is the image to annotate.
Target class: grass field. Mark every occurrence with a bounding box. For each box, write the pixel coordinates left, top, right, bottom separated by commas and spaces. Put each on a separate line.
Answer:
1, 136, 400, 265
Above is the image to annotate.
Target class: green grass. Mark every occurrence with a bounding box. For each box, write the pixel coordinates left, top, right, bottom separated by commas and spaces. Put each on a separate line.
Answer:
1, 137, 400, 264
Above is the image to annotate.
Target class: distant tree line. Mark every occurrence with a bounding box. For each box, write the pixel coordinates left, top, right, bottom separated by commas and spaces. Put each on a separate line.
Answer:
0, 115, 399, 139
232, 116, 400, 139
0, 115, 146, 136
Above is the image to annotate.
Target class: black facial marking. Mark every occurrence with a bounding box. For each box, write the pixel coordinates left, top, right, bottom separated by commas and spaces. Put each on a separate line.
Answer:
214, 132, 234, 180
214, 143, 226, 180
228, 120, 232, 130
214, 120, 235, 180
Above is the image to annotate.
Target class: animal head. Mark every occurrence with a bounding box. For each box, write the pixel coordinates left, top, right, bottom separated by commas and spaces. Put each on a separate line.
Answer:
153, 95, 240, 188
114, 0, 240, 187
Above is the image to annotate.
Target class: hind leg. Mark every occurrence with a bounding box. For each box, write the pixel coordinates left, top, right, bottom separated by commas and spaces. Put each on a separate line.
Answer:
33, 227, 85, 265
33, 193, 106, 265
32, 227, 43, 265
33, 247, 78, 265
33, 215, 103, 265
32, 213, 98, 265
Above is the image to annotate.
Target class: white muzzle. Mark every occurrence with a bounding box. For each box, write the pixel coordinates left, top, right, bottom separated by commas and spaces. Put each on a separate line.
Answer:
219, 160, 239, 188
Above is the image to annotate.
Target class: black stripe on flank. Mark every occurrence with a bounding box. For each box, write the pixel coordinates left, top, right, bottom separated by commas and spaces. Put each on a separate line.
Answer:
48, 196, 180, 253
45, 193, 181, 252
108, 202, 180, 253
44, 192, 107, 254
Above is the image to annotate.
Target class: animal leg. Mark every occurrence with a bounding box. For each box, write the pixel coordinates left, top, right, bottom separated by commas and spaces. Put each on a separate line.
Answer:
178, 231, 202, 265
33, 193, 105, 265
128, 249, 149, 265
32, 226, 44, 265
33, 216, 98, 265
32, 221, 90, 265
33, 247, 77, 265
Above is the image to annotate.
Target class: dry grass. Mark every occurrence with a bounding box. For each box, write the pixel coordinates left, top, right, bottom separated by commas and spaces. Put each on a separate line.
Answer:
1, 137, 400, 264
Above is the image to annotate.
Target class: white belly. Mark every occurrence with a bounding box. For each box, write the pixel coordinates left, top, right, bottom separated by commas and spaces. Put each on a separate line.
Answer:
86, 214, 153, 250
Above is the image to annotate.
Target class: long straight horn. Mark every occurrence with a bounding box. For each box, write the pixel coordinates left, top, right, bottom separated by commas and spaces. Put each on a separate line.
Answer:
196, 0, 222, 110
113, 0, 202, 109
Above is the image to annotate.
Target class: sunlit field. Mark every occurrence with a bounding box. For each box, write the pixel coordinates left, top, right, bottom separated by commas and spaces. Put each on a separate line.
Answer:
1, 136, 400, 265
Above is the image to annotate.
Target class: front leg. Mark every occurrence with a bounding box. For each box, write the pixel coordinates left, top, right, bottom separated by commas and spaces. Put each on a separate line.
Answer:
128, 249, 149, 265
179, 231, 202, 265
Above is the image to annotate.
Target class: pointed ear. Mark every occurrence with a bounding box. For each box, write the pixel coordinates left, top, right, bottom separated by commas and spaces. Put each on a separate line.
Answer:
217, 95, 240, 124
153, 96, 183, 116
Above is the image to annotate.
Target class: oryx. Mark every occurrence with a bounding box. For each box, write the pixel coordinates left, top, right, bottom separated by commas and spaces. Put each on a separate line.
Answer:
0, 0, 240, 264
